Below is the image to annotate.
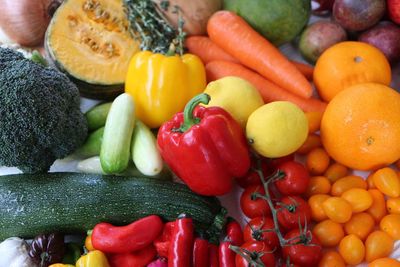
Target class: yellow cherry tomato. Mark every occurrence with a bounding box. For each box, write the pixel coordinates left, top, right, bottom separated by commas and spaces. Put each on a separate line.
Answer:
331, 175, 367, 196
306, 111, 323, 133
306, 147, 331, 175
387, 197, 400, 214
367, 189, 387, 223
305, 176, 331, 197
344, 212, 375, 241
324, 162, 349, 183
365, 230, 394, 263
312, 219, 344, 247
369, 258, 400, 267
372, 167, 400, 198
341, 188, 373, 212
85, 235, 95, 251
308, 194, 330, 222
367, 172, 376, 189
380, 214, 400, 239
322, 197, 353, 223
318, 250, 346, 267
297, 133, 322, 155
338, 234, 365, 265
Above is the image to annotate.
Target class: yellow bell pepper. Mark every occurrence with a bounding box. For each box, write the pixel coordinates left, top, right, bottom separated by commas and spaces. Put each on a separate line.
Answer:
125, 51, 206, 128
49, 264, 75, 267
75, 250, 110, 267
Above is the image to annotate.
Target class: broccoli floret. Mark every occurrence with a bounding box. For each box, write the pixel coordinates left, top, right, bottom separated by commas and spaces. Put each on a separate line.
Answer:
0, 48, 88, 173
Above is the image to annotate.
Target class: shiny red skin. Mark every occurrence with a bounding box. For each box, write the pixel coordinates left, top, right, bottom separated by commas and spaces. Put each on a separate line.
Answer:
219, 241, 236, 267
153, 222, 175, 258
388, 0, 400, 24
108, 245, 157, 267
158, 105, 250, 196
243, 217, 279, 250
209, 244, 219, 267
282, 229, 322, 267
168, 217, 194, 267
235, 241, 276, 267
225, 220, 244, 246
275, 161, 310, 196
277, 196, 312, 231
240, 185, 272, 219
92, 215, 163, 254
193, 238, 209, 267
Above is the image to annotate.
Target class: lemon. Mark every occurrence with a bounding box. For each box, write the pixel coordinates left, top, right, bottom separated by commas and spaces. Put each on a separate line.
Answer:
204, 76, 264, 128
246, 101, 308, 158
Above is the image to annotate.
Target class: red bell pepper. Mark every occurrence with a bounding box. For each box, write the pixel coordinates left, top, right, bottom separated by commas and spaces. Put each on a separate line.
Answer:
192, 238, 209, 267
153, 222, 175, 258
157, 93, 251, 196
107, 245, 157, 267
92, 215, 163, 253
168, 215, 194, 267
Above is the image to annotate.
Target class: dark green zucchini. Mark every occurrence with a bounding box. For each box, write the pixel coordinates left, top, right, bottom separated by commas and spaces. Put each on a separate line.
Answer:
0, 173, 226, 241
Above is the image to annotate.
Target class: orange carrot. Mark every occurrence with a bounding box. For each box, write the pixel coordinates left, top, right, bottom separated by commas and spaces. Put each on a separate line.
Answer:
207, 11, 313, 99
291, 60, 314, 81
206, 60, 327, 113
185, 36, 239, 64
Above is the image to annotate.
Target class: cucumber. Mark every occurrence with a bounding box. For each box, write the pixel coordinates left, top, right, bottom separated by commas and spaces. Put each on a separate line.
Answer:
0, 173, 226, 241
85, 102, 112, 131
75, 127, 104, 158
100, 93, 135, 174
131, 121, 163, 176
77, 156, 172, 181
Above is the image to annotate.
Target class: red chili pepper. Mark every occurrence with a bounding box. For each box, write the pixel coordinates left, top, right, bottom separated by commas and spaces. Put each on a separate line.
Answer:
193, 238, 209, 267
154, 222, 175, 258
225, 220, 244, 246
92, 215, 163, 253
168, 215, 194, 267
108, 245, 157, 267
209, 244, 220, 267
219, 241, 235, 267
157, 93, 251, 196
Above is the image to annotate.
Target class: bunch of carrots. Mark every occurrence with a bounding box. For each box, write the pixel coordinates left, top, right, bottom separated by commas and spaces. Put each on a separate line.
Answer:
186, 11, 327, 113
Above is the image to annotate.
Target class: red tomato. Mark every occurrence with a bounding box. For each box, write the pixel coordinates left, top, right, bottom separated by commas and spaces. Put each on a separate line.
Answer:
240, 185, 271, 218
282, 228, 322, 267
275, 161, 310, 195
243, 217, 279, 250
271, 154, 296, 169
277, 196, 312, 231
235, 241, 276, 267
236, 157, 274, 188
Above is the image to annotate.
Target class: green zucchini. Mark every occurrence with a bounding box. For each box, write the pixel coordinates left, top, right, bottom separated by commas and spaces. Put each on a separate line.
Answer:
100, 93, 135, 174
131, 120, 163, 176
85, 103, 112, 131
0, 173, 226, 241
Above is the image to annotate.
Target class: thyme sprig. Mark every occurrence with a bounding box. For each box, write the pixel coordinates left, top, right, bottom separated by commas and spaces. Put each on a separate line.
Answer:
123, 0, 185, 55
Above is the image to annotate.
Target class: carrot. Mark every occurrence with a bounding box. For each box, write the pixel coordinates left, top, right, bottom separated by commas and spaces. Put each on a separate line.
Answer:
207, 11, 313, 99
206, 60, 327, 113
185, 36, 239, 64
291, 60, 314, 81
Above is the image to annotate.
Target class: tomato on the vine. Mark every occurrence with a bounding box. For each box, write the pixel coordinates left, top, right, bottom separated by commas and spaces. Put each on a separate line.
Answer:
274, 161, 310, 196
282, 228, 322, 267
235, 241, 276, 267
277, 196, 311, 231
240, 185, 271, 218
243, 216, 279, 250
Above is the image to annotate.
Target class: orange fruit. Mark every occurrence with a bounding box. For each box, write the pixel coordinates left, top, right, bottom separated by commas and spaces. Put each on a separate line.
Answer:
314, 41, 391, 102
321, 83, 400, 171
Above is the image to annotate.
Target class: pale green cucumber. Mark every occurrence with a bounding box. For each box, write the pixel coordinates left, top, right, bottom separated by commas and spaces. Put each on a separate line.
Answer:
75, 127, 104, 157
85, 102, 112, 131
100, 93, 135, 174
77, 156, 172, 180
131, 120, 163, 176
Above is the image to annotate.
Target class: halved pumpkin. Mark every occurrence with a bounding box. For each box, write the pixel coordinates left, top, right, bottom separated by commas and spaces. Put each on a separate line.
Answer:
45, 0, 139, 99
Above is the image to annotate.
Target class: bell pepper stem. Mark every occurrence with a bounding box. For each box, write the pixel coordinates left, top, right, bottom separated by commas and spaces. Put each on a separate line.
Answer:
178, 93, 211, 132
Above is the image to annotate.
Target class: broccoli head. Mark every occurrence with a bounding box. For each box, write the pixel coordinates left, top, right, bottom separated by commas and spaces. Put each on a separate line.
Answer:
0, 48, 88, 173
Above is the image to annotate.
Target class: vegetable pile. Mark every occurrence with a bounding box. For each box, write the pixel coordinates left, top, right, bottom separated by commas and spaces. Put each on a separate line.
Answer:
1, 0, 400, 266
